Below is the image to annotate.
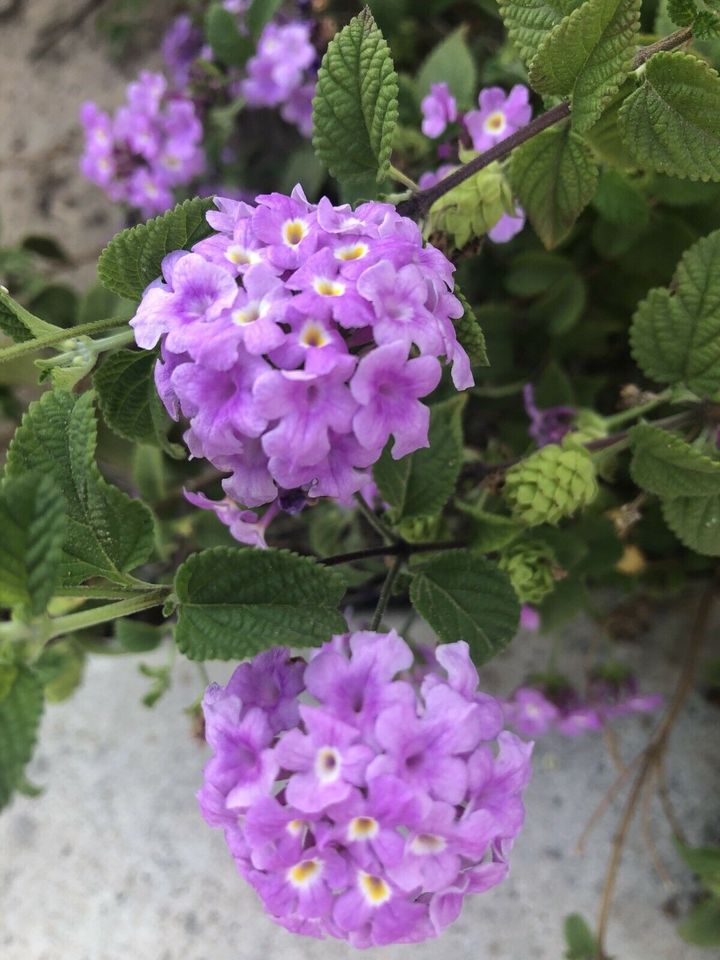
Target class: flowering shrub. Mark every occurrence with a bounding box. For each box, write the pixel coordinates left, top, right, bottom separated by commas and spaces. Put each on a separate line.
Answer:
130, 188, 471, 542
199, 633, 532, 945
3, 1, 720, 955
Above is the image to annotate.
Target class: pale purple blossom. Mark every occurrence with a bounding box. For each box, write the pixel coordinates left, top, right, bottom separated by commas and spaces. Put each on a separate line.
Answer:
421, 82, 457, 138
198, 634, 532, 945
488, 208, 526, 244
131, 189, 471, 546
464, 85, 532, 153
523, 383, 576, 447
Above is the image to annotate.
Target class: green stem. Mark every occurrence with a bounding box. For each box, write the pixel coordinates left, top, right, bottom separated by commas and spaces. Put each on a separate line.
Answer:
45, 589, 169, 641
0, 316, 128, 366
388, 164, 419, 192
369, 554, 404, 631
604, 390, 672, 429
353, 493, 399, 545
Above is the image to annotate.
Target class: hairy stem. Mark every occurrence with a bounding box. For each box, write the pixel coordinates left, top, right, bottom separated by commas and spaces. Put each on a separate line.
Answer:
0, 316, 129, 366
45, 589, 170, 642
320, 539, 464, 567
369, 554, 404, 631
353, 493, 401, 544
632, 27, 693, 68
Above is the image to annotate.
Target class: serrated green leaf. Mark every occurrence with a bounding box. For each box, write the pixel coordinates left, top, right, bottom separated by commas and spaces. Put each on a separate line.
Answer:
409, 550, 520, 663
97, 197, 215, 301
94, 349, 181, 456
618, 53, 720, 182
630, 229, 720, 395
662, 494, 720, 554
453, 287, 489, 365
668, 0, 698, 25
509, 123, 599, 248
0, 665, 43, 811
4, 390, 155, 585
374, 394, 467, 522
0, 287, 58, 344
205, 3, 253, 66
174, 548, 347, 659
529, 0, 641, 132
630, 423, 720, 497
498, 0, 583, 67
427, 162, 514, 249
312, 7, 399, 183
693, 10, 720, 39
416, 27, 477, 109
678, 898, 720, 946
586, 78, 638, 167
0, 475, 65, 617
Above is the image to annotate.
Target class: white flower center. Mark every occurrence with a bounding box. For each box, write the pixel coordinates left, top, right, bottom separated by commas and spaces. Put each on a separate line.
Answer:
232, 301, 261, 325
226, 245, 261, 266
314, 746, 342, 784
335, 242, 369, 262
299, 320, 331, 349
484, 110, 507, 135
313, 277, 345, 297
410, 833, 447, 855
348, 816, 379, 841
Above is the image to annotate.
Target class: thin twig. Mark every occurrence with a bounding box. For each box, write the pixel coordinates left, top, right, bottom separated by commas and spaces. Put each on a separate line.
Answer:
632, 27, 693, 68
320, 539, 465, 567
656, 757, 688, 845
640, 766, 673, 888
369, 554, 404, 631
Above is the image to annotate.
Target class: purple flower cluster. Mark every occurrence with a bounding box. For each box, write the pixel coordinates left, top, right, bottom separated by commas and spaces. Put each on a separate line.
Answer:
80, 72, 205, 218
523, 384, 577, 447
161, 14, 210, 90
504, 670, 663, 739
131, 187, 472, 544
198, 633, 533, 945
240, 21, 317, 136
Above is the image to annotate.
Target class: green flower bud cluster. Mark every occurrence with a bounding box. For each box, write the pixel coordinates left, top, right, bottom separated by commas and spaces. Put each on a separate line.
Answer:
499, 539, 558, 604
504, 443, 598, 526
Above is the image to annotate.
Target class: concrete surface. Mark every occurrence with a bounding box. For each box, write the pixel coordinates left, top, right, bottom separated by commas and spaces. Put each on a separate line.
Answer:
1, 599, 718, 960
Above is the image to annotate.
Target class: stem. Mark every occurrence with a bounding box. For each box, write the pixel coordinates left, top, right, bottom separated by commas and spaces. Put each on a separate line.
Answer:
396, 30, 694, 222
369, 554, 404, 631
632, 27, 693, 68
397, 102, 571, 220
604, 390, 672, 429
388, 164, 419, 192
320, 539, 465, 567
44, 589, 169, 641
353, 493, 399, 545
0, 317, 128, 366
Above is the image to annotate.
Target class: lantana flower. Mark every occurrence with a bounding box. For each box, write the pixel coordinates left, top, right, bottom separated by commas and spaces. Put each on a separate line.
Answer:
198, 633, 533, 946
421, 82, 458, 138
464, 85, 532, 152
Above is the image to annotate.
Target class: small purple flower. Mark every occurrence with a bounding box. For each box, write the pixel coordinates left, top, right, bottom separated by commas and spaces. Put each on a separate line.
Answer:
503, 687, 559, 737
464, 85, 532, 153
162, 14, 204, 89
421, 82, 457, 139
488, 208, 526, 244
523, 383, 577, 447
184, 491, 279, 548
520, 604, 541, 631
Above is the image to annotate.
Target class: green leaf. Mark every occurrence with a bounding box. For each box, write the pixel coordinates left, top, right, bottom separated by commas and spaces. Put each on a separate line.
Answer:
373, 395, 467, 522
564, 913, 598, 959
94, 349, 182, 456
416, 27, 477, 109
677, 843, 720, 893
592, 169, 649, 226
312, 7, 399, 183
509, 123, 599, 248
0, 665, 44, 811
409, 550, 520, 664
97, 197, 215, 301
427, 162, 515, 249
662, 494, 720, 555
678, 898, 720, 946
498, 0, 583, 67
630, 423, 720, 497
456, 504, 523, 551
34, 641, 85, 703
529, 0, 641, 133
115, 619, 166, 653
247, 0, 285, 39
668, 0, 699, 26
0, 475, 65, 617
4, 390, 155, 585
630, 229, 720, 396
0, 286, 58, 344
618, 52, 720, 182
205, 3, 253, 66
453, 287, 489, 365
174, 548, 347, 659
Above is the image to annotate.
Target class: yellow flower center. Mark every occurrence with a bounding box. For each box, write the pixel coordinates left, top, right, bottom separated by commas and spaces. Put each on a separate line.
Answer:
282, 219, 308, 246
299, 321, 331, 349
287, 859, 322, 888
232, 302, 260, 325
358, 872, 391, 905
348, 816, 379, 841
286, 819, 307, 836
410, 833, 447, 855
335, 242, 369, 262
313, 278, 345, 297
484, 110, 506, 134
226, 245, 260, 266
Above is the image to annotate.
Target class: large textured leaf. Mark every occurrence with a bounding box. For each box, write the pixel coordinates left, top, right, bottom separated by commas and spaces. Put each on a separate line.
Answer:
427, 162, 514, 249
97, 197, 215, 301
4, 390, 155, 585
630, 229, 720, 396
410, 550, 520, 664
509, 123, 599, 248
618, 53, 720, 182
0, 475, 65, 617
0, 287, 58, 344
174, 548, 347, 659
94, 349, 182, 456
0, 665, 44, 811
374, 395, 467, 522
416, 26, 477, 109
630, 423, 720, 497
312, 7, 399, 182
453, 287, 489, 366
498, 0, 583, 67
529, 0, 641, 133
662, 494, 720, 555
